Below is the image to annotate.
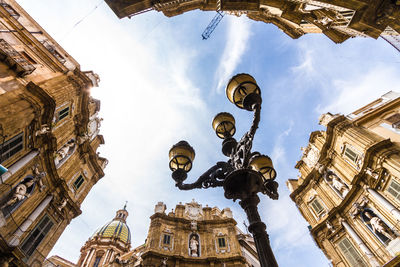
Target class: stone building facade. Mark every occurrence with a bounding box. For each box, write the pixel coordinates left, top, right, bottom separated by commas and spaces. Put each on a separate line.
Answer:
287, 91, 400, 267
105, 0, 400, 43
46, 200, 259, 267
0, 0, 106, 266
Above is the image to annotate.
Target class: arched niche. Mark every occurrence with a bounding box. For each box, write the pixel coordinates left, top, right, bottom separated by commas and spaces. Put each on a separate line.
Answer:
188, 233, 200, 257
54, 138, 76, 168
0, 175, 36, 217
361, 208, 397, 245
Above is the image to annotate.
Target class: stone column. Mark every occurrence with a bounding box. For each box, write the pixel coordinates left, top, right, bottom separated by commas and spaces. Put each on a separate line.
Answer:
85, 248, 96, 267
367, 188, 400, 221
81, 249, 91, 267
341, 220, 380, 267
0, 150, 39, 184
102, 249, 110, 265
7, 194, 52, 246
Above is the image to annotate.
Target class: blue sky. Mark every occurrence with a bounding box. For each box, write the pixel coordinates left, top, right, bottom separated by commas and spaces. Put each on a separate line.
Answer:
18, 1, 400, 266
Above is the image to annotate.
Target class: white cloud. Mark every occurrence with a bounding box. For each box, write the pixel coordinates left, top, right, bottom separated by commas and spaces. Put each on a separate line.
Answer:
214, 16, 251, 93
317, 64, 400, 115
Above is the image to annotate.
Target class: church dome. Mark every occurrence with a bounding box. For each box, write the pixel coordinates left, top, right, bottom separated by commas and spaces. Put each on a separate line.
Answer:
91, 207, 131, 244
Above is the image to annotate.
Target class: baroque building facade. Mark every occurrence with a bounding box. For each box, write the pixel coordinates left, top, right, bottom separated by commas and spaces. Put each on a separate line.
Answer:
287, 91, 400, 267
45, 200, 259, 267
0, 0, 106, 266
105, 0, 400, 43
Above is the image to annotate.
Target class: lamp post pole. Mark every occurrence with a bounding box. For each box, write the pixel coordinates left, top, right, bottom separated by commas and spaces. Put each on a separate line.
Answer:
168, 73, 279, 267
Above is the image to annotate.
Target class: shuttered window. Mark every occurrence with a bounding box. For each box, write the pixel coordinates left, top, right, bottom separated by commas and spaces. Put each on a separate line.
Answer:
387, 179, 400, 201
310, 199, 325, 217
218, 237, 226, 248
338, 237, 368, 267
73, 175, 84, 190
21, 214, 54, 257
344, 145, 360, 164
0, 132, 23, 163
163, 234, 171, 245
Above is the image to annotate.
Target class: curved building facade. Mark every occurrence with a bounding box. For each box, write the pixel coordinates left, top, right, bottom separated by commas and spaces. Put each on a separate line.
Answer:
287, 91, 400, 267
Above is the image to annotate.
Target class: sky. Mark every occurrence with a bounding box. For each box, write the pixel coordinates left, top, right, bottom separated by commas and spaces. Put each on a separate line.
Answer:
17, 1, 400, 266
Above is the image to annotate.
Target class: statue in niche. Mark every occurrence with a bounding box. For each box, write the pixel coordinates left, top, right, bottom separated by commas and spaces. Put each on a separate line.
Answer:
160, 258, 168, 267
361, 209, 397, 244
189, 234, 199, 257
54, 139, 75, 166
319, 165, 349, 198
0, 177, 35, 210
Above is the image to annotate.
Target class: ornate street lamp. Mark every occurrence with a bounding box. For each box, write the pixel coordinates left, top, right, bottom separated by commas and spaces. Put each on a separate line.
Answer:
168, 73, 279, 267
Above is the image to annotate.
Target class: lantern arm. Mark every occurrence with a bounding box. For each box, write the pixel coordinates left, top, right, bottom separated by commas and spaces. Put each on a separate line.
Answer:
176, 161, 233, 190
229, 105, 261, 170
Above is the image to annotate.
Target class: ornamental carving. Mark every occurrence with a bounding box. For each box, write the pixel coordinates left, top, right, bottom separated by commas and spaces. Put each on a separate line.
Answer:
301, 143, 320, 168
184, 200, 203, 221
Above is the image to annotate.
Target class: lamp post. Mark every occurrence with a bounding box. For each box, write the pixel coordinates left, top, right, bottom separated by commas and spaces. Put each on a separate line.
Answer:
168, 73, 279, 267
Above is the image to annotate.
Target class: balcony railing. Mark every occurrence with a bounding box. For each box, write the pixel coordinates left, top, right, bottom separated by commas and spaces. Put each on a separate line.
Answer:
0, 39, 35, 76
41, 40, 66, 64
0, 1, 20, 20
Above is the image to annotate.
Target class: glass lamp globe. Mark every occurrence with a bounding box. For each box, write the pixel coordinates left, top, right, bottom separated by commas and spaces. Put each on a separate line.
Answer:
226, 73, 261, 110
249, 154, 277, 181
168, 141, 195, 172
212, 112, 236, 139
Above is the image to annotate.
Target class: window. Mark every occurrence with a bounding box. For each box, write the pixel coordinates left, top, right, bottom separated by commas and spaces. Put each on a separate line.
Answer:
0, 132, 23, 163
21, 214, 54, 257
387, 179, 400, 201
93, 257, 101, 267
58, 107, 70, 121
343, 145, 360, 164
310, 198, 325, 217
73, 175, 84, 191
163, 234, 171, 245
218, 237, 226, 248
337, 237, 368, 267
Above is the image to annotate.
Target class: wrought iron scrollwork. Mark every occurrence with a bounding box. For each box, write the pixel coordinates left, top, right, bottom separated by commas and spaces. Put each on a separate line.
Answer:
176, 162, 233, 190
229, 104, 261, 170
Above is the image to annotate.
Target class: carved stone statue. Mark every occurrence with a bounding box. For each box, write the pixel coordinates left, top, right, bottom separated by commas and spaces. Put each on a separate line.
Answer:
364, 212, 397, 241
54, 140, 75, 165
326, 221, 335, 233
32, 165, 46, 191
189, 236, 199, 256
35, 124, 50, 136
160, 257, 168, 267
1, 178, 35, 209
57, 198, 67, 211
319, 165, 349, 197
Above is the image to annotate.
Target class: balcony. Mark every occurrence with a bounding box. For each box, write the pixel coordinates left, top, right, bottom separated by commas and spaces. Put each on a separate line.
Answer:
41, 40, 66, 64
0, 39, 35, 76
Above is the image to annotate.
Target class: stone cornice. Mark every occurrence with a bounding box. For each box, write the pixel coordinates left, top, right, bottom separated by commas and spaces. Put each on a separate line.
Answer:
150, 212, 237, 226
141, 250, 247, 263
25, 82, 56, 126
352, 97, 400, 126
